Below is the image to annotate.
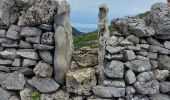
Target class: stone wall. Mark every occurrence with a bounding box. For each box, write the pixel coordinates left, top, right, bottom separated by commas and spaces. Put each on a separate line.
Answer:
93, 2, 170, 100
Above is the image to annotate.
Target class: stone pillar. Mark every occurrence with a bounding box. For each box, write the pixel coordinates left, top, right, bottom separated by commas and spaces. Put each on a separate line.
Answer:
54, 1, 73, 84
98, 4, 109, 83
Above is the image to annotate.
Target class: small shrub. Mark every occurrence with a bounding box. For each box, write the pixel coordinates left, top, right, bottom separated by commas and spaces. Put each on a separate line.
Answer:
31, 91, 41, 100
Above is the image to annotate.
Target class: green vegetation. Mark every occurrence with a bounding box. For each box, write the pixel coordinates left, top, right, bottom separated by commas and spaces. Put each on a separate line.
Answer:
136, 11, 150, 19
31, 92, 41, 100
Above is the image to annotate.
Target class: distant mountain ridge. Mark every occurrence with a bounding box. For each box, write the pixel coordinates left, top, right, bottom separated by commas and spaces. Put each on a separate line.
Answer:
72, 27, 82, 36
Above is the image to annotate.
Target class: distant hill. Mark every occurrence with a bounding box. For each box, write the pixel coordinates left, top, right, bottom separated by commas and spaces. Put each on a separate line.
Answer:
72, 27, 82, 36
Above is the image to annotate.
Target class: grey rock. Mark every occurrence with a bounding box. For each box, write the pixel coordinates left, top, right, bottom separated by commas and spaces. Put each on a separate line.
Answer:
135, 56, 149, 60
33, 44, 54, 50
6, 25, 20, 40
149, 45, 169, 55
106, 46, 124, 54
137, 44, 149, 49
12, 58, 21, 67
126, 35, 140, 44
21, 27, 42, 37
150, 94, 170, 100
147, 37, 163, 47
0, 66, 10, 72
92, 86, 125, 98
158, 55, 170, 70
22, 59, 37, 67
0, 45, 4, 52
119, 39, 133, 46
20, 88, 33, 100
0, 87, 11, 100
28, 77, 60, 93
17, 49, 39, 60
150, 60, 158, 69
105, 54, 123, 60
104, 60, 124, 79
0, 49, 17, 59
160, 82, 170, 93
136, 51, 148, 56
1, 38, 18, 47
0, 29, 6, 38
39, 51, 53, 64
19, 40, 32, 49
41, 32, 54, 45
137, 72, 155, 82
103, 80, 125, 88
1, 72, 26, 90
147, 52, 157, 60
154, 69, 169, 81
131, 95, 149, 100
123, 50, 136, 61
0, 0, 19, 26
0, 59, 12, 65
11, 67, 33, 76
126, 86, 135, 95
164, 41, 170, 49
33, 61, 53, 78
18, 0, 58, 26
9, 96, 20, 100
39, 24, 53, 31
125, 60, 151, 72
125, 46, 140, 51
125, 70, 136, 84
25, 36, 40, 44
134, 80, 159, 95
106, 36, 118, 47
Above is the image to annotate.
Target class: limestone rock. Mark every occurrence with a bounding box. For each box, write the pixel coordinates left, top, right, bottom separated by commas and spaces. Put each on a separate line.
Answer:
92, 86, 125, 98
126, 35, 139, 44
125, 60, 151, 72
149, 45, 169, 55
6, 25, 20, 40
0, 59, 12, 65
0, 49, 17, 59
106, 46, 124, 54
17, 49, 39, 60
20, 88, 33, 100
160, 82, 170, 93
25, 36, 40, 44
12, 58, 21, 67
19, 40, 32, 49
1, 72, 26, 90
39, 51, 53, 64
125, 70, 136, 84
0, 66, 10, 72
21, 27, 42, 37
33, 61, 53, 77
164, 41, 170, 49
103, 80, 125, 88
150, 94, 170, 100
66, 68, 96, 95
39, 24, 53, 31
158, 55, 170, 70
28, 77, 60, 93
0, 87, 11, 100
154, 69, 169, 81
22, 59, 37, 67
33, 44, 54, 50
106, 36, 118, 47
104, 60, 124, 79
41, 32, 54, 45
0, 29, 6, 38
1, 38, 18, 48
123, 50, 136, 61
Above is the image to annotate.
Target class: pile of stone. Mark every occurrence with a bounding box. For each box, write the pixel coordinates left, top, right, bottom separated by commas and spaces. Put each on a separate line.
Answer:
94, 2, 170, 100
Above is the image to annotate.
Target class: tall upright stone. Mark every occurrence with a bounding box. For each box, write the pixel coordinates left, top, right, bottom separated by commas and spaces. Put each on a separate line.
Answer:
98, 4, 110, 83
54, 1, 73, 84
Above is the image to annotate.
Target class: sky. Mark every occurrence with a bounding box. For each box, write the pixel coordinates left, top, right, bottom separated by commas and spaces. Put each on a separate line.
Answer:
58, 0, 167, 32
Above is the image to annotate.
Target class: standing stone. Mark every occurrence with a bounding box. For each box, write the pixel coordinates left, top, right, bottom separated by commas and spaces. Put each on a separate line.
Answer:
6, 25, 21, 40
54, 1, 73, 84
98, 4, 109, 83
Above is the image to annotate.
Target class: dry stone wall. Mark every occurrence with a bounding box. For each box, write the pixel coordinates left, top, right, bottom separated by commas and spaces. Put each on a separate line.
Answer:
93, 2, 170, 100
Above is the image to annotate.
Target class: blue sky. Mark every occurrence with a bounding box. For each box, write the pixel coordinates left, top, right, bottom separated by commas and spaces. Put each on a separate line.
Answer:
58, 0, 167, 32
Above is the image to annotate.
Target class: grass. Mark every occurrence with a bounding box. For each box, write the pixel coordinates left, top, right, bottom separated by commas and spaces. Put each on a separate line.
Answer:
136, 11, 150, 19
31, 92, 41, 100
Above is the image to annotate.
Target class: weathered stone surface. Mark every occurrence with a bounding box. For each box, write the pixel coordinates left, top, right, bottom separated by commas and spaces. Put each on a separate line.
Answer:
0, 49, 17, 59
33, 44, 54, 50
119, 39, 133, 46
135, 56, 149, 60
41, 32, 54, 45
0, 59, 12, 65
147, 37, 163, 47
0, 0, 19, 26
147, 52, 157, 60
126, 86, 136, 95
103, 80, 125, 88
123, 50, 136, 61
160, 82, 170, 93
39, 24, 53, 31
21, 27, 42, 37
136, 72, 155, 82
154, 69, 169, 81
66, 68, 96, 95
92, 86, 125, 98
125, 60, 151, 72
12, 58, 21, 67
125, 46, 140, 51
106, 36, 118, 47
6, 25, 20, 40
25, 36, 40, 44
137, 44, 149, 49
12, 67, 33, 76
112, 17, 155, 37
150, 94, 170, 100
158, 55, 170, 70
54, 1, 73, 84
0, 29, 6, 38
73, 48, 98, 67
149, 45, 169, 54
1, 72, 26, 90
150, 60, 158, 69
106, 46, 124, 54
0, 66, 10, 72
20, 88, 33, 100
22, 59, 37, 67
125, 70, 136, 84
17, 49, 39, 60
1, 38, 18, 47
9, 96, 20, 100
105, 54, 123, 60
19, 40, 32, 49
0, 87, 11, 100
33, 61, 53, 77
126, 35, 139, 44
28, 77, 60, 93
39, 51, 53, 64
164, 41, 170, 49
18, 0, 59, 26
104, 60, 124, 79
